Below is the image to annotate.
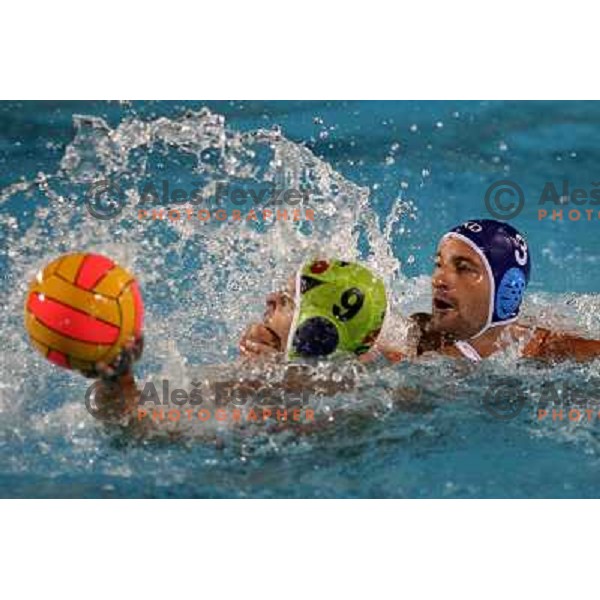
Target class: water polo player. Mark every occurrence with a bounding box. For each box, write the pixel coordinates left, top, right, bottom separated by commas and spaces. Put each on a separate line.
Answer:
91, 258, 389, 422
405, 219, 600, 362
239, 259, 388, 361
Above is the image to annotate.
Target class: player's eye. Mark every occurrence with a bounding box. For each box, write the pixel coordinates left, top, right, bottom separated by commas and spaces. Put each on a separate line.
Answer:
456, 260, 476, 273
281, 292, 294, 307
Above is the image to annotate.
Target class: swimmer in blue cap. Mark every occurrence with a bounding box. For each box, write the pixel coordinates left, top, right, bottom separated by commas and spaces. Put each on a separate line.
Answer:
428, 219, 531, 361
398, 218, 600, 362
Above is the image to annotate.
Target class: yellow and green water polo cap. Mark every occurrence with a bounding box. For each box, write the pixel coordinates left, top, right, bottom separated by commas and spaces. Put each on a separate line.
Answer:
286, 259, 387, 360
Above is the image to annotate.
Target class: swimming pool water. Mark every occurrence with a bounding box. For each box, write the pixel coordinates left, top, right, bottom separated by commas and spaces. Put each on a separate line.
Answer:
2, 100, 600, 498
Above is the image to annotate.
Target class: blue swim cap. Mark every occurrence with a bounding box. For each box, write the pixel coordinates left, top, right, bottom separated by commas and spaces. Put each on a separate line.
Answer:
440, 219, 531, 338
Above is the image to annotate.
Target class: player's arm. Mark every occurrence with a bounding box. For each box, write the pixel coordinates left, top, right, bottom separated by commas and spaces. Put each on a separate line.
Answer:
89, 336, 143, 421
214, 362, 356, 399
524, 328, 600, 362
359, 344, 406, 364
362, 312, 444, 364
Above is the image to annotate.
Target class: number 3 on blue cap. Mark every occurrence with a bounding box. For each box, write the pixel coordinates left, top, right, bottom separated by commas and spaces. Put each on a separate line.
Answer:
514, 233, 528, 266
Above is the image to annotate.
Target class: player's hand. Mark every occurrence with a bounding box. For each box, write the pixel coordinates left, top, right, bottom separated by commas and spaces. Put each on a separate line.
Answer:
93, 335, 144, 380
239, 324, 282, 359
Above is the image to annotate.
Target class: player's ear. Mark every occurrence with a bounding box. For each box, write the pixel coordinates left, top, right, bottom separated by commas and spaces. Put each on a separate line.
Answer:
292, 317, 339, 357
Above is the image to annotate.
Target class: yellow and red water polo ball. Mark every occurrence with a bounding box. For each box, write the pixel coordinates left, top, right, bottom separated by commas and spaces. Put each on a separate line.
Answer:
24, 253, 144, 375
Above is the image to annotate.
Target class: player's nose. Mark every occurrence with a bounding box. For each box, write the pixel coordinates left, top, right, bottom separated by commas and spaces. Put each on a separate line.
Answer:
432, 265, 450, 290
265, 291, 284, 313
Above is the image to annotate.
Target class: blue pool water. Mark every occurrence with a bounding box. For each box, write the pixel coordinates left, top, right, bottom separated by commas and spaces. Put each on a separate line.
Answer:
2, 100, 600, 498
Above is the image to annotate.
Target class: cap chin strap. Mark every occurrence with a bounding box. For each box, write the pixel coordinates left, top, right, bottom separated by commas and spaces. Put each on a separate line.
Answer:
469, 316, 518, 340
285, 267, 303, 360
454, 340, 482, 363
440, 232, 517, 342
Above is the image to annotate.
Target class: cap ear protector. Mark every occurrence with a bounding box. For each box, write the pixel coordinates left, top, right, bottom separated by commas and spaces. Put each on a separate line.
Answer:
496, 267, 527, 320
287, 259, 387, 360
441, 219, 531, 339
291, 316, 339, 357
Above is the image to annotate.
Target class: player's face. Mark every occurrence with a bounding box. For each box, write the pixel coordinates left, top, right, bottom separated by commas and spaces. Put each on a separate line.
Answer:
430, 237, 490, 339
262, 275, 296, 350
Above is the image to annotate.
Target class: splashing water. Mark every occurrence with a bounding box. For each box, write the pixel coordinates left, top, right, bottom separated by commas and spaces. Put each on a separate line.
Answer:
0, 107, 412, 444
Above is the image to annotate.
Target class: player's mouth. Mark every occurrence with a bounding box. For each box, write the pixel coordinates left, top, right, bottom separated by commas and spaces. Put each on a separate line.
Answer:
258, 323, 283, 351
432, 294, 457, 315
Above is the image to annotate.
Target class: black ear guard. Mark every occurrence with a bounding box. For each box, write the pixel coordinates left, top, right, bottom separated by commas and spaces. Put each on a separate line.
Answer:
292, 317, 339, 357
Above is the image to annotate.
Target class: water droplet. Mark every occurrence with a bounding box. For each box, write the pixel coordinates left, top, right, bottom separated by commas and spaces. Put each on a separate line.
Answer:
409, 124, 418, 133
